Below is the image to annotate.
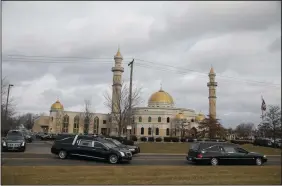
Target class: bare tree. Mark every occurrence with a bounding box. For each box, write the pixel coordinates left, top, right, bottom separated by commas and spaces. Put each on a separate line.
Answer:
235, 122, 255, 139
80, 99, 94, 135
259, 105, 281, 142
104, 83, 142, 137
54, 111, 65, 134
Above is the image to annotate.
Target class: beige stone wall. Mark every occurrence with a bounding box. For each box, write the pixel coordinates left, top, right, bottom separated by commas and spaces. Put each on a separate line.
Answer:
47, 111, 110, 134
32, 116, 49, 133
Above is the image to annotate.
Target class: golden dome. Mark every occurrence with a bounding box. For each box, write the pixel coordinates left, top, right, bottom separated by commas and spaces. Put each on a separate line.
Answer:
175, 113, 185, 120
195, 112, 205, 121
148, 89, 174, 105
51, 100, 64, 111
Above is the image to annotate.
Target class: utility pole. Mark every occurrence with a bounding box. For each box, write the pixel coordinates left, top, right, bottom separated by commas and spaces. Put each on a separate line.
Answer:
127, 59, 134, 140
5, 84, 14, 130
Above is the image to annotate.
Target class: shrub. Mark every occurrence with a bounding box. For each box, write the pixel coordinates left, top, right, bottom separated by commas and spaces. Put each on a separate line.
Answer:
130, 135, 138, 141
156, 137, 162, 142
140, 136, 147, 142
163, 137, 179, 142
148, 137, 155, 142
230, 140, 252, 145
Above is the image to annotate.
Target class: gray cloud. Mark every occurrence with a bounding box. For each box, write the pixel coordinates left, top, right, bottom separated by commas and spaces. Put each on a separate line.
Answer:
2, 1, 281, 128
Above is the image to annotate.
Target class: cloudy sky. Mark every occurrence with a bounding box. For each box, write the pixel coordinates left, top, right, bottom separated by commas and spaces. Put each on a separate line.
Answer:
2, 1, 281, 128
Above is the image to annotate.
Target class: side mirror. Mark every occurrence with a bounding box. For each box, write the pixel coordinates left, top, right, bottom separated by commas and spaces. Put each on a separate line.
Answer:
103, 147, 109, 151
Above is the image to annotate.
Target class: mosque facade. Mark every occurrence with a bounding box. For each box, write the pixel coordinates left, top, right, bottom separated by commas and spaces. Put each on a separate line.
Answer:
33, 48, 218, 139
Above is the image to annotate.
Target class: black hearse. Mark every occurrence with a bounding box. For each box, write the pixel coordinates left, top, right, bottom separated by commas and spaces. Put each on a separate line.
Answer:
51, 134, 132, 164
103, 137, 140, 155
187, 142, 268, 166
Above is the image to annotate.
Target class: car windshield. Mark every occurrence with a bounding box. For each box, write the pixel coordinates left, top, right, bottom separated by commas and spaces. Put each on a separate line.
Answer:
6, 135, 24, 140
103, 142, 118, 148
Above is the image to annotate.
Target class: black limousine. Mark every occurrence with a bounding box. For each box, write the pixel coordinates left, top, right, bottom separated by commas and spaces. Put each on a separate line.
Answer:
104, 137, 140, 155
51, 134, 133, 164
187, 142, 268, 166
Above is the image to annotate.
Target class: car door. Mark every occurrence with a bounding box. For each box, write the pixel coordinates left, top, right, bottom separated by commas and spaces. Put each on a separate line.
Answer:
222, 146, 240, 165
234, 147, 253, 165
73, 139, 94, 158
91, 141, 110, 160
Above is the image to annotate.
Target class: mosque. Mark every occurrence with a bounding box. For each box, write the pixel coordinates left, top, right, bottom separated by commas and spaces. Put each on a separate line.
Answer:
33, 48, 218, 139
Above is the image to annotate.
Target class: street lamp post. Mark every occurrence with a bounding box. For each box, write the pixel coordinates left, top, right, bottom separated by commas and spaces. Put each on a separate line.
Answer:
5, 84, 14, 129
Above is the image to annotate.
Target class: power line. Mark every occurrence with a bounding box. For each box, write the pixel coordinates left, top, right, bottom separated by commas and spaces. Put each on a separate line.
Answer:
134, 58, 281, 87
2, 54, 280, 87
3, 54, 133, 60
134, 63, 281, 88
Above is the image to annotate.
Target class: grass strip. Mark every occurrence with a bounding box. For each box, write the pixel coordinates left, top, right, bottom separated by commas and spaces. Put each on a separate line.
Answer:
2, 166, 281, 185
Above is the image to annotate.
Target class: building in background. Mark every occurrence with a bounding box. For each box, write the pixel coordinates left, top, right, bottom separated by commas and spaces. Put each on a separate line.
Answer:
32, 48, 217, 139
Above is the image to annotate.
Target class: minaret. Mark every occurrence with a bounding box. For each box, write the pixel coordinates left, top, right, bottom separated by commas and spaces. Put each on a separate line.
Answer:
111, 47, 124, 113
207, 66, 217, 120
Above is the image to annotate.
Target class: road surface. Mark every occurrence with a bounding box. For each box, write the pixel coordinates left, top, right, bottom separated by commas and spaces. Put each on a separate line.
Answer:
1, 140, 281, 166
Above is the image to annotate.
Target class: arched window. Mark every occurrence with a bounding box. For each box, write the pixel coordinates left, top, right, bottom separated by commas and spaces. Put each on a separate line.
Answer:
191, 119, 194, 122
148, 117, 152, 122
62, 115, 69, 133
84, 116, 90, 135
167, 117, 170, 123
139, 116, 142, 122
148, 127, 152, 135
166, 128, 170, 136
73, 116, 79, 134
141, 127, 144, 135
94, 117, 99, 134
156, 128, 159, 135
158, 117, 161, 122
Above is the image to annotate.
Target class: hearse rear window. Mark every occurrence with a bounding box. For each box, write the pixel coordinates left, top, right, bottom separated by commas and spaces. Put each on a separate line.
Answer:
190, 143, 200, 151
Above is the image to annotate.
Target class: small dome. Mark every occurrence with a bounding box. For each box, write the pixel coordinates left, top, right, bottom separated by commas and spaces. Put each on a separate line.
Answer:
195, 112, 205, 121
51, 100, 64, 111
148, 89, 174, 108
175, 113, 185, 120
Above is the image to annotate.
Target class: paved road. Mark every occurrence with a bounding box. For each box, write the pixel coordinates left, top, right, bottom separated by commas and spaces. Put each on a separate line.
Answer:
1, 141, 281, 166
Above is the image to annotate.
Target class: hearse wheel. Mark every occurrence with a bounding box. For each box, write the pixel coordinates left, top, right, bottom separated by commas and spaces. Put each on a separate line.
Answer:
210, 158, 219, 166
255, 158, 262, 166
58, 150, 67, 159
109, 154, 119, 164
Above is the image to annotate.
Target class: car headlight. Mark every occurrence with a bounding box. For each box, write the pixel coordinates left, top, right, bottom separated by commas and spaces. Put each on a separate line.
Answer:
129, 148, 135, 151
120, 152, 125, 157
263, 155, 266, 158
21, 142, 25, 146
2, 142, 6, 146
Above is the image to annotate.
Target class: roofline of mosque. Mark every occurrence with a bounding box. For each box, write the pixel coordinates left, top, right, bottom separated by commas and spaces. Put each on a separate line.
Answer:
50, 110, 110, 116
133, 107, 196, 112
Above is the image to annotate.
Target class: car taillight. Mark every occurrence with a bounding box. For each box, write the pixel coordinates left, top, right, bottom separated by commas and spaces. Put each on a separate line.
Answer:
197, 154, 203, 158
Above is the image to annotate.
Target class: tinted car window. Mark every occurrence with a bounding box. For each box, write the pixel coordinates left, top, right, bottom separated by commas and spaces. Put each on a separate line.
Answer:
205, 145, 220, 152
78, 140, 93, 147
223, 146, 236, 153
94, 142, 105, 148
235, 147, 248, 154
